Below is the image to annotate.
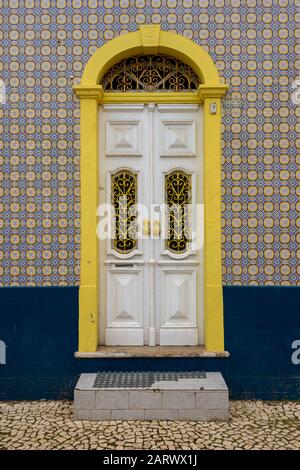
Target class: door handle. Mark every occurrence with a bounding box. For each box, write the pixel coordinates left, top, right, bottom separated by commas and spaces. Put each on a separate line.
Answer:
143, 219, 151, 236
153, 220, 160, 237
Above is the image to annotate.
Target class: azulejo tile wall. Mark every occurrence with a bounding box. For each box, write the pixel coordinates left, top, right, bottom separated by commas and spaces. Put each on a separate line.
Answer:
0, 0, 299, 286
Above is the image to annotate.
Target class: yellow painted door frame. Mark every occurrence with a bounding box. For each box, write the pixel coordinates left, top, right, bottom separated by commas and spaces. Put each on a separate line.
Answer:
74, 26, 228, 353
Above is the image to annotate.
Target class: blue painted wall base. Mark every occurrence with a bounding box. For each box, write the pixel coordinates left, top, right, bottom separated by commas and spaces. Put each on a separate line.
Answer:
0, 286, 299, 400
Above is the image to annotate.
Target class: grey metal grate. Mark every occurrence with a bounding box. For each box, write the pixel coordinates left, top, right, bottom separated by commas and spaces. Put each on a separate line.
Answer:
93, 371, 206, 389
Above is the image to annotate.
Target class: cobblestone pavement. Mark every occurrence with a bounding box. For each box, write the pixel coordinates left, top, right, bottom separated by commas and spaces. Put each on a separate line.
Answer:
0, 400, 299, 450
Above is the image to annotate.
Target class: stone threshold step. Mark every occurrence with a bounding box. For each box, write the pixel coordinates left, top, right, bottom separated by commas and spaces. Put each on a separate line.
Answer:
74, 371, 229, 421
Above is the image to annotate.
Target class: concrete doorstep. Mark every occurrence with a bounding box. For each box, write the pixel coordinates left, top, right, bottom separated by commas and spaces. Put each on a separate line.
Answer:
74, 372, 229, 421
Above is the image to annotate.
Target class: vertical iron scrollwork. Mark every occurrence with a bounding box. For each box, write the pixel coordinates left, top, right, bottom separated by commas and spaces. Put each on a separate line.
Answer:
111, 170, 137, 253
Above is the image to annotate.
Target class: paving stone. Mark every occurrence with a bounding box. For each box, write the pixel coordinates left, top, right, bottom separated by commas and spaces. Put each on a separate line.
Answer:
178, 409, 229, 421
74, 409, 112, 420
0, 400, 299, 450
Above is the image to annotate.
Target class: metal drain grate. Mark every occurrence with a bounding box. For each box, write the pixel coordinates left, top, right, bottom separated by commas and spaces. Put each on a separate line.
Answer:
93, 371, 206, 389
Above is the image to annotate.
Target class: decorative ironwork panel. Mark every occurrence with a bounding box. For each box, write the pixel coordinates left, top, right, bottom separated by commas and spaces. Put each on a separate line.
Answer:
102, 55, 200, 92
165, 171, 192, 253
111, 170, 137, 253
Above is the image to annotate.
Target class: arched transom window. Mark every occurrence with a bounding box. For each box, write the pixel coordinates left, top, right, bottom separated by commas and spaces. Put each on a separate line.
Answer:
102, 54, 201, 92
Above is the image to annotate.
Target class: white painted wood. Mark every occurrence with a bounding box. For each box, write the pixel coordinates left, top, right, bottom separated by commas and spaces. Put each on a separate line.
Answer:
106, 267, 143, 346
156, 104, 199, 112
154, 104, 203, 346
104, 259, 145, 265
106, 268, 142, 326
106, 120, 142, 156
102, 104, 145, 111
99, 104, 149, 346
105, 328, 144, 346
160, 120, 196, 157
99, 104, 203, 347
148, 103, 156, 346
157, 260, 199, 265
161, 269, 197, 327
160, 268, 198, 346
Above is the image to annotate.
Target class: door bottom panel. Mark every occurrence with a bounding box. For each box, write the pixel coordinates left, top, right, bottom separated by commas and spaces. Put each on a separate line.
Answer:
105, 328, 144, 346
160, 328, 198, 346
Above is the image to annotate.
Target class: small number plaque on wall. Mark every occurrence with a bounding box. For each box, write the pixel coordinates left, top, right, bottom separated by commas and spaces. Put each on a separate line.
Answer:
210, 102, 217, 114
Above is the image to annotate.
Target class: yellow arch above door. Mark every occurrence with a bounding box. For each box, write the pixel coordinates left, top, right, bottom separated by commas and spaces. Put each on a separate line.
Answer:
74, 25, 228, 353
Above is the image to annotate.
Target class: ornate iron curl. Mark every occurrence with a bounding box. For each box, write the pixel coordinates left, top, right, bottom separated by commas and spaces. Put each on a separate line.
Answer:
102, 55, 200, 92
111, 170, 137, 253
165, 171, 192, 253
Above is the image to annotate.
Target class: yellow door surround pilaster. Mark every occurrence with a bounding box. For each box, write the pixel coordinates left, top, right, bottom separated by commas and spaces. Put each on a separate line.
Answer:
74, 25, 228, 353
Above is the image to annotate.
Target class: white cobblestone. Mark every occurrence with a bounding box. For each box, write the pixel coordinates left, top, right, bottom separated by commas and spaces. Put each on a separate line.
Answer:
0, 400, 299, 450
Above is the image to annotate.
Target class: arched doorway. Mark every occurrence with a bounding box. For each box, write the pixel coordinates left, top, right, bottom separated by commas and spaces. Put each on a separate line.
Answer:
74, 26, 228, 353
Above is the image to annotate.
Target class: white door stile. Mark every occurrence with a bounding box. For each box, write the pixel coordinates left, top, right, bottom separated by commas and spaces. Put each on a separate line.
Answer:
148, 103, 156, 347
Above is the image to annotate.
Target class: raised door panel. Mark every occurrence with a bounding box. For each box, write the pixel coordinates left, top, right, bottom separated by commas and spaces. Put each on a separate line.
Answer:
160, 268, 198, 346
106, 268, 143, 345
106, 120, 142, 156
160, 120, 196, 157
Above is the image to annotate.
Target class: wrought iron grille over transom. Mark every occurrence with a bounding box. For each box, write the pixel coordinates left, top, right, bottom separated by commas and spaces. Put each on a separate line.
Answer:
102, 55, 200, 92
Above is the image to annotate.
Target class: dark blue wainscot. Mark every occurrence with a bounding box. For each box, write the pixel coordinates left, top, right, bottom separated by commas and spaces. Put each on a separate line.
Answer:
0, 286, 299, 400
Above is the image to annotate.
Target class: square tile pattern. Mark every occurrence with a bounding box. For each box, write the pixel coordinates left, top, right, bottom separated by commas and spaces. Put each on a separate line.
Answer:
0, 2, 298, 287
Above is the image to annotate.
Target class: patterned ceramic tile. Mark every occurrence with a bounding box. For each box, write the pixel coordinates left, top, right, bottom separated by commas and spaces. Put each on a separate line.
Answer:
0, 0, 299, 286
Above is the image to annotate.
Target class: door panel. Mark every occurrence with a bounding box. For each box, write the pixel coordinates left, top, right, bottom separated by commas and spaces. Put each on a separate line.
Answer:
106, 120, 143, 156
160, 120, 196, 157
99, 104, 148, 346
106, 266, 144, 346
154, 104, 203, 345
160, 267, 198, 346
99, 103, 203, 346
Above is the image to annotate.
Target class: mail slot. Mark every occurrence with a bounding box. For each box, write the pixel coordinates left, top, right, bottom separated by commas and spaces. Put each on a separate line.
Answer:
114, 263, 134, 268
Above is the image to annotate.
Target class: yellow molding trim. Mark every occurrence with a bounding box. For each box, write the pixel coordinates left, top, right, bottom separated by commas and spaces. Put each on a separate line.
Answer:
102, 91, 200, 104
197, 85, 229, 101
73, 85, 103, 102
140, 25, 160, 53
81, 26, 221, 86
100, 85, 229, 104
74, 26, 227, 353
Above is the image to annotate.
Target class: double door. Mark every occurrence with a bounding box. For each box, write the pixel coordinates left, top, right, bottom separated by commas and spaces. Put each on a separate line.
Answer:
99, 103, 203, 346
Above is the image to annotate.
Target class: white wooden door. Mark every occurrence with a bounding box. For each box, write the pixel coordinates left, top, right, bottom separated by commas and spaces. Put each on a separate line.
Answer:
99, 104, 203, 346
